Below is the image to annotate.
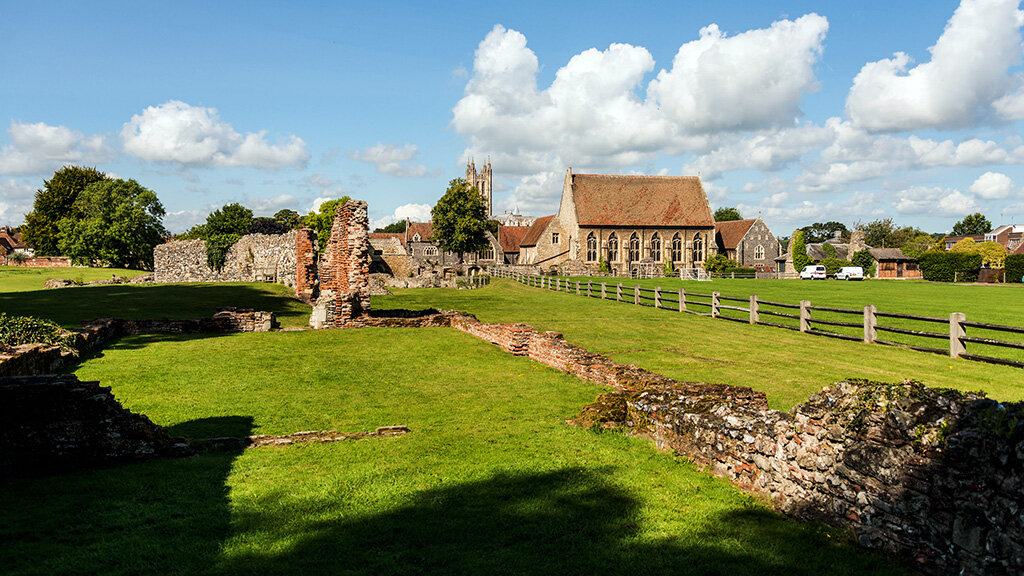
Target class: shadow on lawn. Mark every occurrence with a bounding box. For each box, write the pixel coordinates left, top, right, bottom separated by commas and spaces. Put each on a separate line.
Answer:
1, 283, 310, 328
0, 416, 253, 576
1, 449, 900, 576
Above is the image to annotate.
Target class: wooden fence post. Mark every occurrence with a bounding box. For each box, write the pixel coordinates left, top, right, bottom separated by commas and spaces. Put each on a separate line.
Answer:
749, 295, 759, 325
950, 312, 966, 358
634, 285, 640, 305
617, 283, 622, 301
587, 281, 592, 297
679, 288, 686, 313
712, 291, 720, 318
863, 305, 877, 344
655, 286, 661, 309
601, 282, 607, 299
576, 281, 580, 296
800, 300, 811, 332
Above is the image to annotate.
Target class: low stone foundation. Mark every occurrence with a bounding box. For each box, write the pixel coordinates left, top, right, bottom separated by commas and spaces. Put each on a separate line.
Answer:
0, 374, 190, 475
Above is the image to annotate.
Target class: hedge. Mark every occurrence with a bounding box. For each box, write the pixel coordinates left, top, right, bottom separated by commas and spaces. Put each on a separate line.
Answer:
720, 266, 756, 277
917, 251, 983, 282
1006, 254, 1024, 284
0, 312, 76, 352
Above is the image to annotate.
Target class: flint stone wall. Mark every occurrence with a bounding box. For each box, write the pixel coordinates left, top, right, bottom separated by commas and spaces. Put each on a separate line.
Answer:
0, 374, 189, 475
154, 232, 297, 286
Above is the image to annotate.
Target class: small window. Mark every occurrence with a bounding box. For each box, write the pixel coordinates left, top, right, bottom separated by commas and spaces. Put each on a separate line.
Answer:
671, 233, 682, 262
754, 245, 765, 260
424, 246, 437, 256
552, 232, 559, 244
628, 232, 640, 262
413, 233, 421, 242
586, 232, 597, 262
480, 245, 495, 260
650, 233, 661, 262
607, 233, 619, 262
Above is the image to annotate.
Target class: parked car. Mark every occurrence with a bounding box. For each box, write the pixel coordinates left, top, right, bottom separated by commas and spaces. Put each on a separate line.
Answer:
800, 265, 827, 280
835, 266, 864, 281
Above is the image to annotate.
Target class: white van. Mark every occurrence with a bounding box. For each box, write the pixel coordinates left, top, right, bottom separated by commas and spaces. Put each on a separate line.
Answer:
835, 266, 864, 280
800, 265, 827, 280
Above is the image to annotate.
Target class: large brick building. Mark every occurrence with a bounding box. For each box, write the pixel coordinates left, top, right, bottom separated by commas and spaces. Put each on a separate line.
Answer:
519, 169, 716, 274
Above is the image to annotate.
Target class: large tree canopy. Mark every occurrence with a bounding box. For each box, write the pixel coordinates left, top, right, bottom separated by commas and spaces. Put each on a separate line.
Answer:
273, 209, 302, 230
713, 207, 742, 222
430, 178, 489, 262
798, 221, 848, 244
57, 179, 167, 269
23, 166, 109, 256
952, 213, 992, 236
304, 197, 351, 254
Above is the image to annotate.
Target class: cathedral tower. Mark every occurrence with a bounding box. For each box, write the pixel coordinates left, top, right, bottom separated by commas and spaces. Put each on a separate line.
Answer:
466, 158, 493, 216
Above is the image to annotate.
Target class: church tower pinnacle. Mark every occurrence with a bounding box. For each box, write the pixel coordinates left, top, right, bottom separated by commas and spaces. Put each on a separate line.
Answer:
466, 157, 493, 216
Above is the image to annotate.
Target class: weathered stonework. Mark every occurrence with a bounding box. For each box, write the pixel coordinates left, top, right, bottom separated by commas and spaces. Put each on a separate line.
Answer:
295, 227, 318, 302
0, 374, 190, 476
310, 200, 371, 328
154, 232, 298, 286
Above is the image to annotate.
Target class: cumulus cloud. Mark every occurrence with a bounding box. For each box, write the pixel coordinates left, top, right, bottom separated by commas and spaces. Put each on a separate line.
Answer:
350, 143, 433, 177
970, 171, 1016, 198
164, 209, 208, 234
370, 202, 433, 230
0, 121, 110, 175
684, 123, 833, 180
0, 179, 38, 225
846, 0, 1024, 131
894, 186, 979, 216
453, 18, 828, 178
120, 100, 309, 169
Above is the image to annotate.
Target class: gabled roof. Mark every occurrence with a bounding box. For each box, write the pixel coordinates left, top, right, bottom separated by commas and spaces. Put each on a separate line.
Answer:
1013, 241, 1024, 255
714, 219, 756, 250
407, 222, 434, 242
368, 232, 406, 249
498, 225, 531, 253
870, 248, 912, 261
570, 174, 714, 227
807, 243, 852, 261
519, 215, 555, 248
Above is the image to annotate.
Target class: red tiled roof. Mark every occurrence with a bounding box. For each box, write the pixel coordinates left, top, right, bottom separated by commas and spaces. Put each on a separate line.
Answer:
570, 174, 714, 227
368, 232, 406, 249
1013, 241, 1024, 255
519, 215, 555, 248
407, 222, 434, 242
498, 225, 531, 253
714, 219, 756, 250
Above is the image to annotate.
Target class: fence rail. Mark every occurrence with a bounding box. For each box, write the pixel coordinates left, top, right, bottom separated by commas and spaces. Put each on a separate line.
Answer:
489, 268, 1024, 370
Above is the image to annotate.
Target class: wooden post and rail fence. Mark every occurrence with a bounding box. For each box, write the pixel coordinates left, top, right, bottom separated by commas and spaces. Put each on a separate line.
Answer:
487, 268, 1024, 369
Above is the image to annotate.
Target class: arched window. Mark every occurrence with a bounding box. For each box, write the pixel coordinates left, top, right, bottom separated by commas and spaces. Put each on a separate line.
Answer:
413, 233, 421, 242
607, 233, 619, 262
671, 233, 682, 262
480, 244, 494, 260
424, 246, 438, 256
650, 233, 661, 262
754, 244, 765, 260
692, 233, 704, 264
586, 232, 597, 262
628, 232, 641, 262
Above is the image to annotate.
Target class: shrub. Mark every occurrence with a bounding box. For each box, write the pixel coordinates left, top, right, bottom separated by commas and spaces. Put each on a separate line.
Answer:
663, 259, 674, 277
597, 257, 611, 273
918, 251, 983, 282
0, 312, 76, 352
822, 243, 837, 258
791, 231, 811, 271
205, 233, 241, 272
819, 258, 851, 276
704, 254, 737, 273
1006, 254, 1024, 284
720, 266, 756, 277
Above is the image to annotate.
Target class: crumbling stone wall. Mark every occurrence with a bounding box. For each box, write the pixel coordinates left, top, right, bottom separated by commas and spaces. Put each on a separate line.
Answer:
295, 228, 318, 302
154, 231, 298, 286
310, 200, 371, 328
0, 374, 189, 475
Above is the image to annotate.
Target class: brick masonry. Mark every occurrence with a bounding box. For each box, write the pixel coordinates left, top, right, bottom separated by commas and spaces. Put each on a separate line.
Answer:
295, 227, 318, 302
310, 200, 371, 328
0, 374, 190, 476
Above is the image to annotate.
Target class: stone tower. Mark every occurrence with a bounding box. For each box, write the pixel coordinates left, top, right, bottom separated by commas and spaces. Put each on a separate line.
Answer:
466, 158, 493, 216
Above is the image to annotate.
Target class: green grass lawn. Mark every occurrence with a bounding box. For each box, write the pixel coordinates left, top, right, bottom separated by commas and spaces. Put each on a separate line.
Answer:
0, 265, 149, 292
4, 276, 1021, 575
1, 326, 904, 575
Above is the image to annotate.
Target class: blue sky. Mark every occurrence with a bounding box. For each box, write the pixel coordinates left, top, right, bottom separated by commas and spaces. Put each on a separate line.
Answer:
3, 0, 1024, 234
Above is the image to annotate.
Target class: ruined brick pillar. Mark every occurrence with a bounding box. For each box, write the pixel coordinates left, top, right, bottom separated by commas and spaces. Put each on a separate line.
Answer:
295, 228, 319, 302
310, 200, 371, 328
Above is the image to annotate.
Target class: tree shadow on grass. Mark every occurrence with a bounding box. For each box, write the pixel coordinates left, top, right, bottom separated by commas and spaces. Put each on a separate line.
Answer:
0, 416, 252, 576
0, 283, 310, 329
222, 467, 905, 576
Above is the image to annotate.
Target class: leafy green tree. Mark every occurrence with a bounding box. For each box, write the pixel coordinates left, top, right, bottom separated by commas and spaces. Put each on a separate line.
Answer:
799, 221, 848, 244
791, 230, 811, 271
430, 178, 489, 263
304, 197, 352, 254
376, 220, 407, 234
22, 166, 109, 255
704, 253, 738, 273
56, 179, 167, 269
952, 212, 992, 236
205, 203, 253, 236
856, 218, 895, 248
851, 249, 874, 270
248, 217, 290, 235
273, 209, 302, 230
714, 207, 742, 222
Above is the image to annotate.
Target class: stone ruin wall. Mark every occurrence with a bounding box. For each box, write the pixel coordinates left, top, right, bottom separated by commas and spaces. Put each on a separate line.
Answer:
310, 200, 371, 328
154, 231, 298, 286
0, 374, 189, 476
295, 228, 318, 302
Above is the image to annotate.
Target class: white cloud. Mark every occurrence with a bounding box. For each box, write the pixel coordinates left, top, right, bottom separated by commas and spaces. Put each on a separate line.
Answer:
120, 100, 309, 169
970, 171, 1016, 199
0, 179, 37, 225
453, 17, 828, 179
350, 143, 432, 177
243, 193, 300, 215
847, 0, 1024, 131
164, 209, 207, 234
894, 186, 979, 216
310, 196, 336, 213
370, 202, 433, 230
684, 123, 833, 180
0, 121, 110, 175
